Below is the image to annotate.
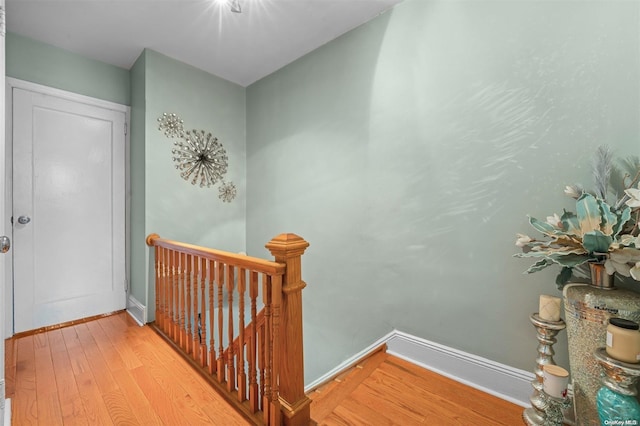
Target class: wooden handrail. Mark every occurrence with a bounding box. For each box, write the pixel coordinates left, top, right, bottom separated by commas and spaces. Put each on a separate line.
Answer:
146, 233, 285, 276
146, 233, 309, 426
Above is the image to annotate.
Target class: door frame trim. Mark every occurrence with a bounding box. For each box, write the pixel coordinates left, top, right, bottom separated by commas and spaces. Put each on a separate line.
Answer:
4, 77, 131, 337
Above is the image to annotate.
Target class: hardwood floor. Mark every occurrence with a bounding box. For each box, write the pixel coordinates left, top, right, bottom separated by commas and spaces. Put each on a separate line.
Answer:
309, 349, 524, 425
5, 311, 250, 425
6, 313, 524, 425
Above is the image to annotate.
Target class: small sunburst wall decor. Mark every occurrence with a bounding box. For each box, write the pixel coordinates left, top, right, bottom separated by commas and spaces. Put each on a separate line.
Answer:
158, 113, 236, 203
157, 112, 184, 138
218, 181, 237, 203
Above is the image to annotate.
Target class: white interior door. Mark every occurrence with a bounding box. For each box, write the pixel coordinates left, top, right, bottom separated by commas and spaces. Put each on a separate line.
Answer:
0, 1, 8, 424
12, 86, 126, 333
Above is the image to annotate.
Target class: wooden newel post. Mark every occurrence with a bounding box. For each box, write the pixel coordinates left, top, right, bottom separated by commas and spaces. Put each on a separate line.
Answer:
265, 233, 311, 426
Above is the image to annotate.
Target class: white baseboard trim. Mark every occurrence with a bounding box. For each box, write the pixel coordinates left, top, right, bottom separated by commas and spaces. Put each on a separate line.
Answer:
126, 294, 146, 326
4, 399, 11, 426
387, 331, 533, 407
307, 330, 533, 408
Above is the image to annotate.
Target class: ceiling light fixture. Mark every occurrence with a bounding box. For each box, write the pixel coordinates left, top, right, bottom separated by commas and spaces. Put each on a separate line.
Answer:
230, 0, 242, 13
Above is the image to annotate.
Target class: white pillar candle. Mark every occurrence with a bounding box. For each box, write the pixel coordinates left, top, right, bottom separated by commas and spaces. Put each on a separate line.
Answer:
606, 318, 640, 363
542, 364, 569, 398
539, 294, 562, 322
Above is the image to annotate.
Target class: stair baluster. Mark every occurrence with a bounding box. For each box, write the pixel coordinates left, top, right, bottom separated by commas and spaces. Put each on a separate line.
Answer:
237, 267, 247, 402
217, 262, 225, 382
199, 256, 208, 367
171, 249, 178, 340
227, 265, 236, 392
208, 258, 217, 375
249, 270, 259, 413
185, 253, 193, 355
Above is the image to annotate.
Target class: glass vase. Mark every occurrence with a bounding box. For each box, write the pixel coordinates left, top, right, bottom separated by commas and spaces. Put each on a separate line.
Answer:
563, 264, 640, 425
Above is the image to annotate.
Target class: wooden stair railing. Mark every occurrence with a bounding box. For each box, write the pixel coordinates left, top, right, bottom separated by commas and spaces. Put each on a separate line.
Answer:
146, 233, 311, 426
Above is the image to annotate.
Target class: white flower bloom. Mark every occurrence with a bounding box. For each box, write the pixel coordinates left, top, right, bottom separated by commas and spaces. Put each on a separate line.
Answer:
546, 213, 562, 228
631, 262, 640, 281
564, 185, 582, 199
606, 249, 640, 278
625, 187, 640, 208
515, 233, 532, 248
618, 234, 640, 248
604, 259, 616, 275
610, 248, 640, 264
605, 258, 632, 277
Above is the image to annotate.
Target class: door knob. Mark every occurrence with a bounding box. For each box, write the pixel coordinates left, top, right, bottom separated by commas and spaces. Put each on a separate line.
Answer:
1, 236, 9, 253
17, 216, 31, 225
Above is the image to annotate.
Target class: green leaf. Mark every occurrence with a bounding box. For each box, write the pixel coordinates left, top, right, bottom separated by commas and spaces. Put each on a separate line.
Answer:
583, 230, 613, 254
525, 258, 553, 274
528, 216, 559, 237
613, 206, 632, 238
548, 252, 591, 268
597, 199, 617, 236
516, 251, 590, 266
560, 210, 581, 236
515, 247, 586, 258
556, 267, 573, 287
576, 193, 602, 235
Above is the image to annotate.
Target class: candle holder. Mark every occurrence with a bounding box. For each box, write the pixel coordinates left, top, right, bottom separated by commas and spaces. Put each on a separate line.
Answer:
539, 391, 572, 426
594, 347, 640, 424
523, 313, 568, 426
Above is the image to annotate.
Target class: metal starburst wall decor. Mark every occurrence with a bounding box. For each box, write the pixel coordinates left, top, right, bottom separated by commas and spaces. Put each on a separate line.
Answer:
158, 113, 236, 203
157, 112, 184, 138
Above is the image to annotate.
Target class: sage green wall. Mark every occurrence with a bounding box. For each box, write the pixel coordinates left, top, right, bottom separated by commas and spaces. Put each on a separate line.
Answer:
130, 51, 147, 305
141, 50, 247, 318
6, 32, 130, 105
246, 0, 640, 383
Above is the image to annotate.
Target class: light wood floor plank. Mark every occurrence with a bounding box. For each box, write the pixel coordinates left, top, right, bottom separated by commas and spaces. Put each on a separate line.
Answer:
62, 327, 91, 377
310, 352, 523, 426
5, 337, 17, 399
74, 323, 121, 394
86, 319, 139, 372
384, 356, 522, 425
165, 358, 251, 426
110, 367, 164, 426
129, 364, 205, 426
74, 370, 115, 426
46, 329, 66, 354
32, 333, 47, 351
60, 325, 82, 351
142, 359, 225, 425
33, 333, 56, 396
101, 388, 141, 426
310, 348, 387, 423
97, 315, 144, 371
33, 333, 63, 426
14, 335, 38, 425
368, 363, 494, 424
350, 379, 426, 425
35, 392, 63, 426
324, 398, 394, 426
129, 335, 167, 371
49, 336, 88, 426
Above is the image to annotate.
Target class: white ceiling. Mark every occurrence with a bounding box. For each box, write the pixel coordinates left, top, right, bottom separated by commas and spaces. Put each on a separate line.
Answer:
6, 0, 403, 87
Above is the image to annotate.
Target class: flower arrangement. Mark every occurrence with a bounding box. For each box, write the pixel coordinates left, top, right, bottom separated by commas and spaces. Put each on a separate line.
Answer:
515, 146, 640, 287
